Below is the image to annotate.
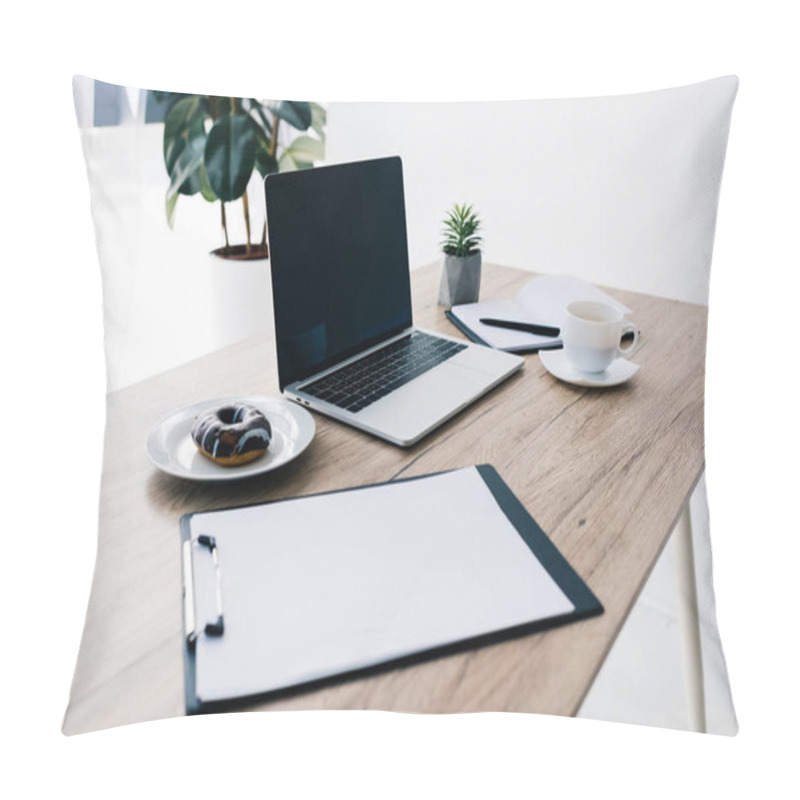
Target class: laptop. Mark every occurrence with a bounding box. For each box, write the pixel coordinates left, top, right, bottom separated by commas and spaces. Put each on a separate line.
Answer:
264, 156, 523, 447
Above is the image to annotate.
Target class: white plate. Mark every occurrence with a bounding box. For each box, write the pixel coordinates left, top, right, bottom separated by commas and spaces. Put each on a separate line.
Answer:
146, 395, 315, 481
539, 349, 640, 388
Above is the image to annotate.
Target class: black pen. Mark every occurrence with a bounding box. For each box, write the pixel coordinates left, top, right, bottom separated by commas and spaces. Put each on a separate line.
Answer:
479, 318, 561, 337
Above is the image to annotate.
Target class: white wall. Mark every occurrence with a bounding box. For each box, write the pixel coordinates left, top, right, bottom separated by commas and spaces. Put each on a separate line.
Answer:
326, 81, 735, 305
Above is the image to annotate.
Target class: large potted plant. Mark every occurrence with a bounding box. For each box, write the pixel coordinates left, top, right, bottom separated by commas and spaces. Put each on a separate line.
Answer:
159, 94, 326, 259
438, 203, 483, 306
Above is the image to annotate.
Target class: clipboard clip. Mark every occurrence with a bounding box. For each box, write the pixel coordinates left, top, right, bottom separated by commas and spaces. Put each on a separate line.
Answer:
183, 534, 225, 645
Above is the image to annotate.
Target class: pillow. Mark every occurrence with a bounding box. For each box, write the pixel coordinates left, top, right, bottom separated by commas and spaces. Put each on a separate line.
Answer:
65, 75, 738, 735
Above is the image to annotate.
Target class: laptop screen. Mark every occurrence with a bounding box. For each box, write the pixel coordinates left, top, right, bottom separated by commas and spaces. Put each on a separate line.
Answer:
265, 157, 413, 390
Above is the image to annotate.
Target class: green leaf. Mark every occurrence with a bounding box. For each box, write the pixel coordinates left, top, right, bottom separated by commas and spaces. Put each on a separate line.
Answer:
166, 190, 179, 229
198, 162, 217, 202
245, 98, 273, 136
271, 100, 312, 130
255, 145, 278, 177
166, 135, 206, 196
165, 134, 206, 224
277, 152, 315, 173
310, 102, 327, 140
172, 130, 208, 196
164, 96, 200, 139
441, 203, 482, 256
278, 150, 300, 172
166, 127, 207, 197
163, 96, 210, 197
163, 96, 208, 169
177, 168, 204, 196
204, 115, 257, 202
283, 135, 324, 163
252, 124, 278, 177
207, 95, 240, 117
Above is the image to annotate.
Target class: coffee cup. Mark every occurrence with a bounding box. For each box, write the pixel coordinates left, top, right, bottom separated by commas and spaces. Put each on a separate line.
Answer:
562, 301, 639, 373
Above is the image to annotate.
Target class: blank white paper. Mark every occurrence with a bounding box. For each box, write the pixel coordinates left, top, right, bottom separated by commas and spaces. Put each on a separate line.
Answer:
188, 466, 574, 703
516, 275, 631, 326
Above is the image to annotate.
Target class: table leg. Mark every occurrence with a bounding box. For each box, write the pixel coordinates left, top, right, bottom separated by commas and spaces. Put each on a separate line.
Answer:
674, 502, 707, 733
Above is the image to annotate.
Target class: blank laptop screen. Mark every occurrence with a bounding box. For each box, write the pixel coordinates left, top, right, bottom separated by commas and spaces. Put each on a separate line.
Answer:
265, 157, 413, 390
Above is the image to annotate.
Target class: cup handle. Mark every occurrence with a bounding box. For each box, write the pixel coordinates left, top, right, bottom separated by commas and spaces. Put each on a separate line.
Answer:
617, 322, 639, 359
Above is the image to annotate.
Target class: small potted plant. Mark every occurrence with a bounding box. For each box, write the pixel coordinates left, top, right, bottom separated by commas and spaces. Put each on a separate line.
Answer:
438, 203, 483, 307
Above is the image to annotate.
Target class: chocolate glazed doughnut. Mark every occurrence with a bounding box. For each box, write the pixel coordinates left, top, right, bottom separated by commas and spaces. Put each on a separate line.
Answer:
191, 404, 272, 467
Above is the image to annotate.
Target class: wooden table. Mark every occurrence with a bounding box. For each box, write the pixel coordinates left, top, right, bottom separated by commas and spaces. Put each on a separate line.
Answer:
63, 262, 708, 735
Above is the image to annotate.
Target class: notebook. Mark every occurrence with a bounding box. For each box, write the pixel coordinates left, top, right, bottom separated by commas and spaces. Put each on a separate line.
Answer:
447, 275, 632, 352
180, 465, 603, 713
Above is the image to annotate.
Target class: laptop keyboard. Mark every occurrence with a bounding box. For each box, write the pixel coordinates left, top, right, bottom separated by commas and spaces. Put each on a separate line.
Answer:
300, 331, 467, 414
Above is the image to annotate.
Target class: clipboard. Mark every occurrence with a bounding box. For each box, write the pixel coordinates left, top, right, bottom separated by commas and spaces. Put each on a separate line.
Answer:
180, 464, 603, 715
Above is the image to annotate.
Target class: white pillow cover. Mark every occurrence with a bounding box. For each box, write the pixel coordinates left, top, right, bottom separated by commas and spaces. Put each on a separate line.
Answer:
67, 75, 737, 735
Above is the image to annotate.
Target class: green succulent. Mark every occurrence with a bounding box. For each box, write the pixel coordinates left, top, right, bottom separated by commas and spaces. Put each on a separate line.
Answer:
441, 203, 482, 257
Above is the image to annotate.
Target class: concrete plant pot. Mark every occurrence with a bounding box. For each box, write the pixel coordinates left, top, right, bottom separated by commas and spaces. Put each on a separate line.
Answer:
438, 252, 482, 307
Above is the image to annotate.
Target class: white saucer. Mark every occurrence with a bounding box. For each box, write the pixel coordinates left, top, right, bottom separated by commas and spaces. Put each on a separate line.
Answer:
146, 395, 316, 481
539, 349, 640, 388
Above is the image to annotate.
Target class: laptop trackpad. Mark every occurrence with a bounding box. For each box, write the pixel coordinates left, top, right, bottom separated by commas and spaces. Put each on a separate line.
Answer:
357, 360, 500, 443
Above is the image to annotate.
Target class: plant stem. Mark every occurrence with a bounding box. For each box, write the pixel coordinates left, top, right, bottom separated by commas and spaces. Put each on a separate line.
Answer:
242, 190, 252, 256
221, 202, 229, 251
270, 115, 280, 157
